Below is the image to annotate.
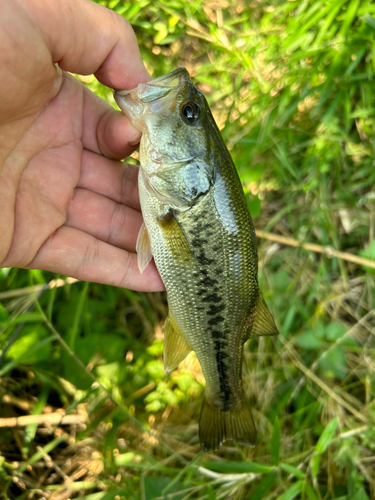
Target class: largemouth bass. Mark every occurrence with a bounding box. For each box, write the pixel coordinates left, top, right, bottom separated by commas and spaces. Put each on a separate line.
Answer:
114, 68, 278, 452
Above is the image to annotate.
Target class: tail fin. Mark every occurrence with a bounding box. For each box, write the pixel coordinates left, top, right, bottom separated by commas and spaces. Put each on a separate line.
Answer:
199, 396, 257, 452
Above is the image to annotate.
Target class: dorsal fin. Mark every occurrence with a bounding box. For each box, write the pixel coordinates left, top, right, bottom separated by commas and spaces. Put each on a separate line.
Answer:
244, 292, 279, 341
163, 314, 192, 374
251, 292, 279, 337
136, 222, 153, 274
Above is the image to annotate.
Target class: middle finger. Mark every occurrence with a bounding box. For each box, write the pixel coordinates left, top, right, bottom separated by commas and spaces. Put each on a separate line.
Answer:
78, 149, 141, 210
65, 187, 143, 252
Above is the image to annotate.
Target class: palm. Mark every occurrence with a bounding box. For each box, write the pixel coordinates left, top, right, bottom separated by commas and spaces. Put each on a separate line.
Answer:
12, 75, 86, 262
0, 0, 163, 291
1, 74, 161, 291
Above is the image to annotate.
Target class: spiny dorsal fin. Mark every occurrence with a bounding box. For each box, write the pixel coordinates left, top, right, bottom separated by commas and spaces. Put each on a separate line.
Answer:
163, 314, 192, 374
136, 222, 153, 274
199, 395, 257, 452
249, 292, 279, 338
157, 210, 192, 260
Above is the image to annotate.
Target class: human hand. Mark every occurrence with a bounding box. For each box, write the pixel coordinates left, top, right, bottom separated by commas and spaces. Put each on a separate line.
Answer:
0, 0, 164, 292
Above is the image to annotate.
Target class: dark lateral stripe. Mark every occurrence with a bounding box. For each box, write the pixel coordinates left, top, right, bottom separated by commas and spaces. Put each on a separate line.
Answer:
208, 316, 225, 326
211, 329, 225, 339
208, 304, 225, 316
193, 269, 208, 278
186, 215, 232, 407
192, 238, 208, 247
213, 340, 232, 408
214, 338, 227, 349
202, 293, 222, 303
190, 221, 211, 231
200, 276, 217, 287
196, 251, 215, 266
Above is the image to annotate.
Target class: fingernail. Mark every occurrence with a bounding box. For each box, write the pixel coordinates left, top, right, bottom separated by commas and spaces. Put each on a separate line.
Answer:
128, 132, 141, 146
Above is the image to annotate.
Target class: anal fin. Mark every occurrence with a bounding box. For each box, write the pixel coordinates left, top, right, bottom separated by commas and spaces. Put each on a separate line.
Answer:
163, 314, 192, 374
136, 222, 152, 274
199, 395, 257, 452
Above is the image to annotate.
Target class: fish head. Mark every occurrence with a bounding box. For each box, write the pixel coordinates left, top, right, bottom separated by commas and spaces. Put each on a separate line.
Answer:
114, 68, 223, 207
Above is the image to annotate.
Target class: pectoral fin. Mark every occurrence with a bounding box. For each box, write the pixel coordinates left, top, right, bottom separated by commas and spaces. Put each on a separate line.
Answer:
163, 314, 192, 374
136, 223, 153, 274
244, 292, 279, 341
157, 210, 192, 260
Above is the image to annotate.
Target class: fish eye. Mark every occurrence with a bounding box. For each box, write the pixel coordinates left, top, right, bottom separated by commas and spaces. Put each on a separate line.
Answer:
181, 101, 200, 124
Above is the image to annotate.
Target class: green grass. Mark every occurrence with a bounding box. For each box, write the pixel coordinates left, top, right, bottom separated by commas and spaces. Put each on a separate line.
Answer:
1, 0, 375, 498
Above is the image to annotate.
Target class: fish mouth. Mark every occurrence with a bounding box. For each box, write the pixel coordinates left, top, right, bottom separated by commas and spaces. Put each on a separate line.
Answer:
114, 67, 191, 125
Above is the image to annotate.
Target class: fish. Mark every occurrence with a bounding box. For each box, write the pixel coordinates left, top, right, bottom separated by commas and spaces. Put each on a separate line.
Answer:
114, 68, 278, 452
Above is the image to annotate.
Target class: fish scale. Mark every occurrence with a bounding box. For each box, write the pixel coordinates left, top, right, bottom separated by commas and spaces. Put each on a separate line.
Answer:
178, 193, 253, 407
114, 67, 278, 452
